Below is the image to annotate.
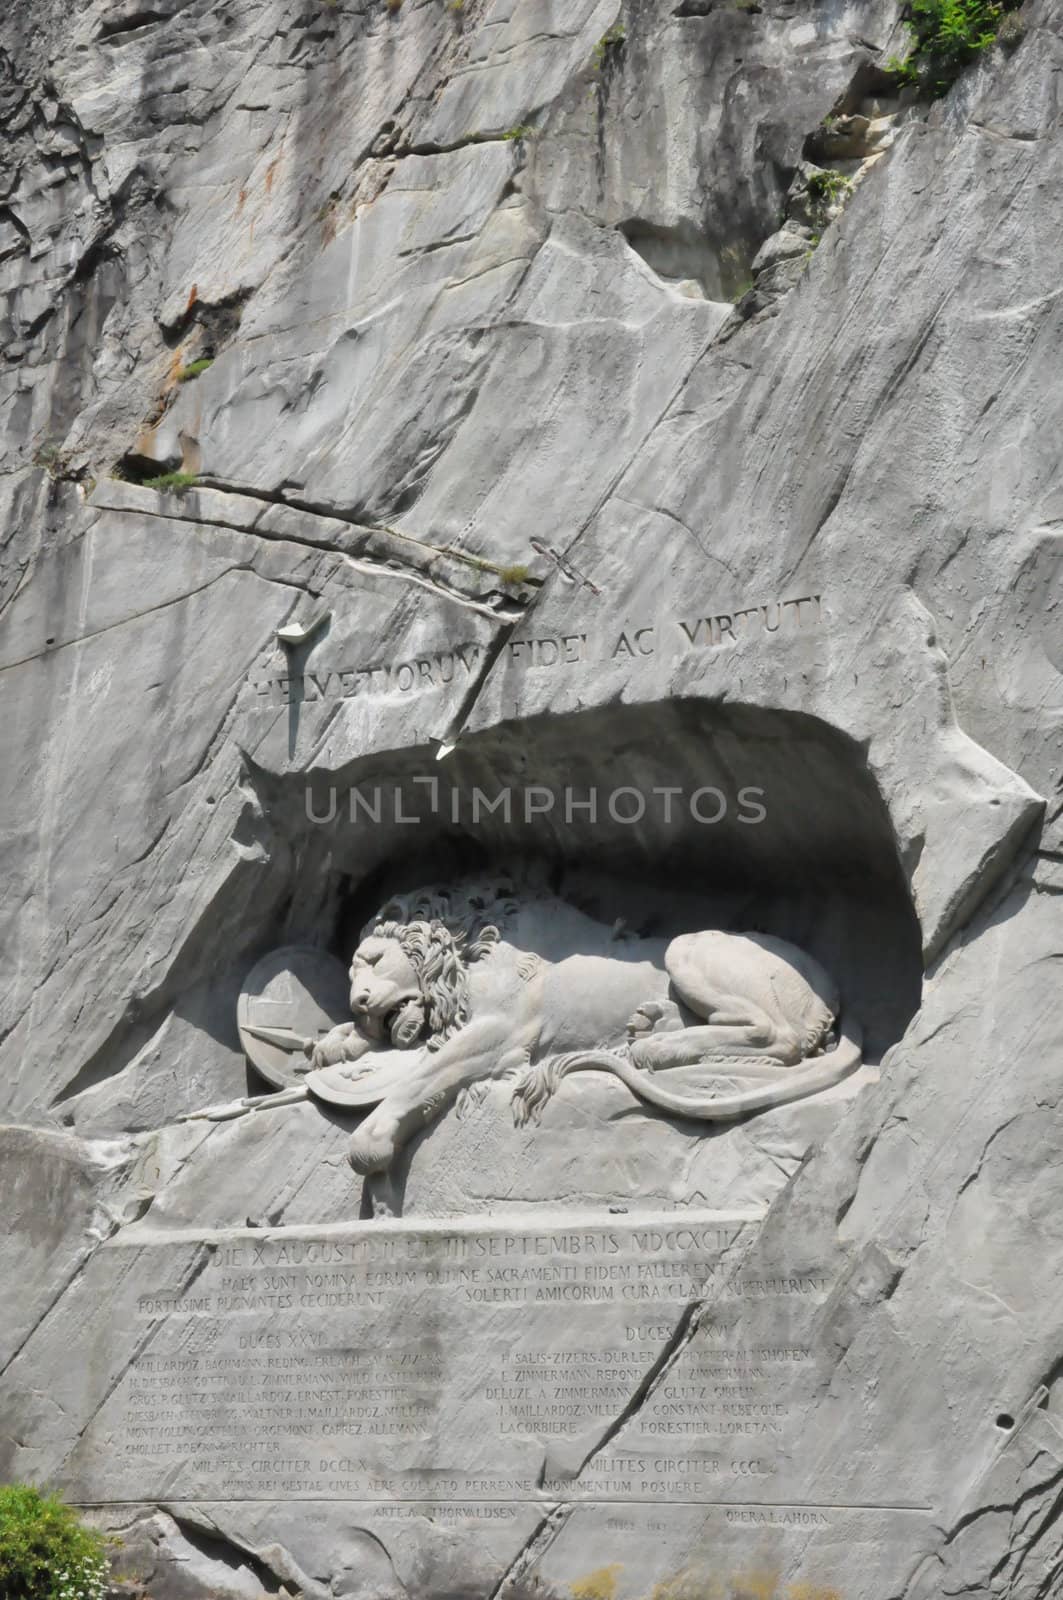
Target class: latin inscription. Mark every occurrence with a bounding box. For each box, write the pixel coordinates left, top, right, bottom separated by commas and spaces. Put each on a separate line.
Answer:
249, 594, 823, 706
80, 1218, 843, 1508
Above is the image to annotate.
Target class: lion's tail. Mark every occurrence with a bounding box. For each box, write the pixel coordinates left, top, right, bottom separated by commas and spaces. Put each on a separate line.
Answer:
511, 1021, 863, 1126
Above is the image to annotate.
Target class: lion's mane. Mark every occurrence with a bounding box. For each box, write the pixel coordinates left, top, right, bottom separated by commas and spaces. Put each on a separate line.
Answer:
363, 881, 517, 1051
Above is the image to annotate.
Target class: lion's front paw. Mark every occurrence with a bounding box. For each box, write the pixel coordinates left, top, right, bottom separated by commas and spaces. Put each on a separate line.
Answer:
349, 1119, 397, 1175
304, 1023, 357, 1072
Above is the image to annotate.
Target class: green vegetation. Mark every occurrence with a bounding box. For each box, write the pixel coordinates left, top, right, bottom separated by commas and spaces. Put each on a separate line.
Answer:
0, 1485, 111, 1600
501, 124, 536, 142
176, 357, 213, 381
445, 548, 534, 585
33, 442, 72, 479
802, 168, 853, 247
592, 22, 626, 69
885, 52, 921, 87
887, 0, 1023, 97
144, 470, 198, 492
806, 168, 853, 205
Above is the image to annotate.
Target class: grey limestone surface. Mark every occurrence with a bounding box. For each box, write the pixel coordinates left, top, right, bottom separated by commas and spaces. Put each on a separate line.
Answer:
1, 0, 1062, 1596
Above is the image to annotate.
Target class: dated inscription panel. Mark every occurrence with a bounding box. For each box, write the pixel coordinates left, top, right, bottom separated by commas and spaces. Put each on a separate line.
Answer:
61, 1215, 837, 1505
54, 1212, 933, 1599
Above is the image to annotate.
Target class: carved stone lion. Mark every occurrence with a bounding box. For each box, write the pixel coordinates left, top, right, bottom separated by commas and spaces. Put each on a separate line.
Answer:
294, 881, 863, 1176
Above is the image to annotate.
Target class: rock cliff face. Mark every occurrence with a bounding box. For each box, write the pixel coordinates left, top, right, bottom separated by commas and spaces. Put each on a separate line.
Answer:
2, 0, 1062, 1596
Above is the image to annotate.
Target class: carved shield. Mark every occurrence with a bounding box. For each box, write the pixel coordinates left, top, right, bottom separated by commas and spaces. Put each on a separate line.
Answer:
237, 945, 351, 1089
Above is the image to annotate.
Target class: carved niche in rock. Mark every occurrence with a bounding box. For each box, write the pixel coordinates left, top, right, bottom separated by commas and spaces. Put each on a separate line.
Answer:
194, 880, 863, 1176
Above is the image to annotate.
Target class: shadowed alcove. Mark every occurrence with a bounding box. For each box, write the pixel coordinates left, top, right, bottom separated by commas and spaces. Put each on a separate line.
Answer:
253, 697, 924, 1062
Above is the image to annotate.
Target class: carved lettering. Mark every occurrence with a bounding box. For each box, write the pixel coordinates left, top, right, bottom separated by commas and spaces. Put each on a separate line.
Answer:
675, 594, 823, 653
248, 599, 823, 704
96, 1217, 844, 1506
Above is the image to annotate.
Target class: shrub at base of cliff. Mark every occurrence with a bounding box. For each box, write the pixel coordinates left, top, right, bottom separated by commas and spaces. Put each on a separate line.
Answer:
888, 0, 1025, 97
0, 1486, 111, 1600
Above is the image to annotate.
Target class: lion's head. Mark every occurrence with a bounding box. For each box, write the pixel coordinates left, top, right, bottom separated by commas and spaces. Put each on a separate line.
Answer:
349, 882, 515, 1051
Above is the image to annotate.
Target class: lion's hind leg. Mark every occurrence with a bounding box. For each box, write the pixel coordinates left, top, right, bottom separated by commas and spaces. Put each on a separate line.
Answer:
632, 955, 787, 1071
627, 1009, 783, 1073
665, 935, 776, 1027
662, 933, 805, 1068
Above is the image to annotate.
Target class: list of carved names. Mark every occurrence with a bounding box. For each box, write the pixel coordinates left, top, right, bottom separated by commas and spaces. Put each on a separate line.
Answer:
104, 1220, 828, 1504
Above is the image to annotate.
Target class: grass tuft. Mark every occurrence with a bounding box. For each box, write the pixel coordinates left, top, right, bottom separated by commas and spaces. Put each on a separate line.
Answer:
176, 357, 214, 382
144, 470, 198, 492
33, 441, 72, 479
592, 21, 626, 70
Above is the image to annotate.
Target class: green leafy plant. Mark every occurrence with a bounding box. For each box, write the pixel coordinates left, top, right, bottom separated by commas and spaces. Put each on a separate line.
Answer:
806, 168, 853, 204
888, 0, 1022, 96
0, 1485, 111, 1600
144, 470, 198, 492
176, 357, 213, 382
886, 52, 921, 86
592, 21, 626, 69
501, 124, 535, 142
